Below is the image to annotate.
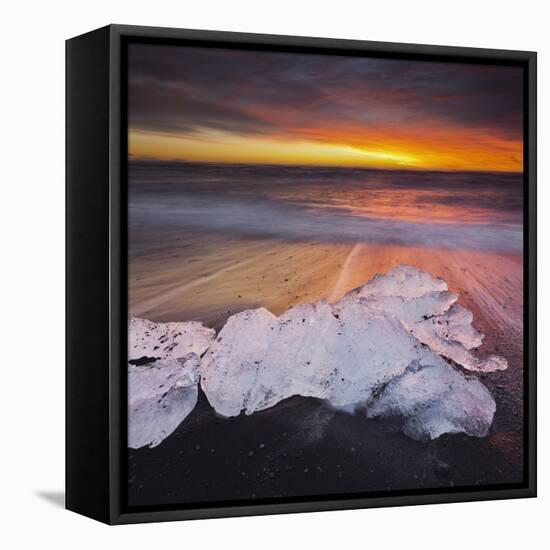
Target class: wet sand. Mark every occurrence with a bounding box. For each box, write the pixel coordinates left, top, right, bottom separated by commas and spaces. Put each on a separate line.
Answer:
129, 234, 523, 337
128, 235, 524, 507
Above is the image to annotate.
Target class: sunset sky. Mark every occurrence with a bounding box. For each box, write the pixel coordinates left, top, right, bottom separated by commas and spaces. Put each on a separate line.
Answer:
128, 44, 523, 172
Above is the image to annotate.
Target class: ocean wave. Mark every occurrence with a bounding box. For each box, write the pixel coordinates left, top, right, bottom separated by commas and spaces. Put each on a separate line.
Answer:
130, 190, 522, 252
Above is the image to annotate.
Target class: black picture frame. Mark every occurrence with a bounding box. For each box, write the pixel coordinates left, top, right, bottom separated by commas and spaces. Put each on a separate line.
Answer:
66, 24, 537, 525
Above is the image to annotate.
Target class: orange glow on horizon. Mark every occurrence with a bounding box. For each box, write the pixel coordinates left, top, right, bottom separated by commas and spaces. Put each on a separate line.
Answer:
129, 126, 523, 173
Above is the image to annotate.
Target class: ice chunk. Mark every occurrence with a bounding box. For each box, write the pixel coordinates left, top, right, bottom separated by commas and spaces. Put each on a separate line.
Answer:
410, 303, 507, 372
201, 295, 459, 414
128, 265, 506, 447
201, 299, 450, 417
128, 353, 200, 449
127, 318, 215, 448
341, 265, 507, 372
336, 265, 457, 326
200, 294, 497, 441
129, 317, 215, 362
341, 290, 458, 326
200, 307, 278, 417
356, 264, 449, 300
367, 362, 496, 440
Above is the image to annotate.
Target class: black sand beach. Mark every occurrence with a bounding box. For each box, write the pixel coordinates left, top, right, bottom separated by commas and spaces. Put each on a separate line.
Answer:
128, 356, 523, 507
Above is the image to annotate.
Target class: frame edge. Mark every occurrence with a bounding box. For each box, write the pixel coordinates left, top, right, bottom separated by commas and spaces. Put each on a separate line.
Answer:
102, 24, 537, 525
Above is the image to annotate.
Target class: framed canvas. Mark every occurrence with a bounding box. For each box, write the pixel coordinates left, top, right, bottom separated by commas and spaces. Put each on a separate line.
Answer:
66, 24, 537, 525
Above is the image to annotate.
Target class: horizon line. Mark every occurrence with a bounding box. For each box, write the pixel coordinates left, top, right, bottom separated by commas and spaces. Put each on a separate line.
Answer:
128, 156, 523, 175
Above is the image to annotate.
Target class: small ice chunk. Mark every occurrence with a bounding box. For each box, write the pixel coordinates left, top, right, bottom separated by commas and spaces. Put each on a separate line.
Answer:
356, 264, 449, 300
129, 317, 215, 362
128, 353, 200, 449
127, 317, 215, 448
410, 304, 507, 372
340, 265, 507, 373
343, 290, 458, 326
367, 362, 496, 440
200, 307, 278, 417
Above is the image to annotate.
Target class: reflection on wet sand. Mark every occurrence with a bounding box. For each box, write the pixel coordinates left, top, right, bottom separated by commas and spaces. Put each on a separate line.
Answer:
129, 234, 522, 341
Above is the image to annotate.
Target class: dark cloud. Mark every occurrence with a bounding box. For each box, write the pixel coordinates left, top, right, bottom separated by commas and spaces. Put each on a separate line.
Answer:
128, 43, 523, 141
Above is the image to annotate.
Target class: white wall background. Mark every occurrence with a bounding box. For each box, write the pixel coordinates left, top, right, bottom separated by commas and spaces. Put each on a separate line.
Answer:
1, 0, 547, 546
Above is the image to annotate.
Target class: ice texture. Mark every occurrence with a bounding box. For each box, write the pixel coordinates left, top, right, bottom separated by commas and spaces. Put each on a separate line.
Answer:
410, 304, 508, 372
129, 317, 215, 362
128, 354, 201, 449
128, 265, 504, 447
127, 318, 215, 448
367, 362, 496, 440
338, 265, 508, 372
200, 301, 449, 417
